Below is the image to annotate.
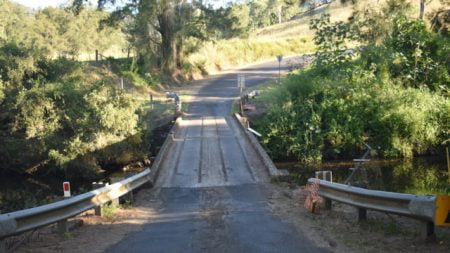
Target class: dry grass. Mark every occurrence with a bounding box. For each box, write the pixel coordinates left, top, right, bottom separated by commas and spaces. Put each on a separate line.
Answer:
188, 0, 447, 77
187, 1, 353, 76
255, 1, 353, 40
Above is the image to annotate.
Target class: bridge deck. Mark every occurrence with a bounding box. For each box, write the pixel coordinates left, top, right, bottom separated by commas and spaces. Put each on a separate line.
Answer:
155, 116, 269, 188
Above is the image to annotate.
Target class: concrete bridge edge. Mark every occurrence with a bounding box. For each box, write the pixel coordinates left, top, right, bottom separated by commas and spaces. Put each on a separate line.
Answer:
149, 117, 183, 185
232, 113, 289, 179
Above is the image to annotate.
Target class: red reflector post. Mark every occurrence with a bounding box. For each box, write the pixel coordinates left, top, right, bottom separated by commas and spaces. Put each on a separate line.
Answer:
63, 182, 71, 197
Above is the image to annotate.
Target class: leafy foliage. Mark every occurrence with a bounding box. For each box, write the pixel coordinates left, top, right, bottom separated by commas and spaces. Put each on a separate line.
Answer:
0, 42, 146, 180
310, 14, 357, 67
387, 16, 449, 90
257, 5, 449, 162
0, 0, 125, 59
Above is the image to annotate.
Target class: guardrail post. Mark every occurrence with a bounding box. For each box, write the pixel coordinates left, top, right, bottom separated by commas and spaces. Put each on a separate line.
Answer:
0, 239, 6, 253
422, 221, 435, 241
324, 198, 332, 210
109, 178, 121, 207
358, 208, 367, 221
111, 197, 120, 207
92, 182, 105, 216
123, 172, 136, 204
57, 219, 68, 234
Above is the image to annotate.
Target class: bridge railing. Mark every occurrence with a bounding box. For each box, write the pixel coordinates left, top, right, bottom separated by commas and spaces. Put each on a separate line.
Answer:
307, 178, 437, 239
0, 169, 151, 241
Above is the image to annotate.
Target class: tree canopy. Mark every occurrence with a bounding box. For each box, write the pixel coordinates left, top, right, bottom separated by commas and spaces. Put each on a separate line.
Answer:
0, 0, 126, 59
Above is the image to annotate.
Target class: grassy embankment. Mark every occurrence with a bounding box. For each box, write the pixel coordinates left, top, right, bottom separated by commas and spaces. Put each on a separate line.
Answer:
187, 1, 354, 78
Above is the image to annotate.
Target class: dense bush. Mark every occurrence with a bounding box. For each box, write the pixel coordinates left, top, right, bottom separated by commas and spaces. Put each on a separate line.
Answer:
259, 68, 447, 161
0, 42, 147, 180
0, 0, 126, 59
256, 11, 449, 162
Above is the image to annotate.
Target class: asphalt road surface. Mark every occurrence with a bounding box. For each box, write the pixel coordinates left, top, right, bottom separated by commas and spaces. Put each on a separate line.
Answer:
107, 57, 328, 253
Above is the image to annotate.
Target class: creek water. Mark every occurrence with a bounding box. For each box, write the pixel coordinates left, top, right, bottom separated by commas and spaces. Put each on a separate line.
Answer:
0, 122, 173, 214
276, 156, 449, 195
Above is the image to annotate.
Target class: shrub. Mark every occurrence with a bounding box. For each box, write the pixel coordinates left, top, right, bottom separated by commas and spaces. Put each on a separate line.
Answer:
257, 66, 448, 162
0, 42, 146, 180
256, 10, 449, 162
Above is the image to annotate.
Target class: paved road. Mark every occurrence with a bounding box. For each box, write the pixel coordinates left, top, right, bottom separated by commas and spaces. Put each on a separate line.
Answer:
107, 57, 328, 252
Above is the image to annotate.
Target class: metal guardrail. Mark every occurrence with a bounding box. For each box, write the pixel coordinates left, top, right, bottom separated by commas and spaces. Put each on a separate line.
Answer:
0, 169, 151, 240
308, 178, 437, 238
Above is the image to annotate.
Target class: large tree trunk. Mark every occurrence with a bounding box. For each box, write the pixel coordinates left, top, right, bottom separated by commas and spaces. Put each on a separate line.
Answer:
158, 7, 178, 76
176, 39, 183, 68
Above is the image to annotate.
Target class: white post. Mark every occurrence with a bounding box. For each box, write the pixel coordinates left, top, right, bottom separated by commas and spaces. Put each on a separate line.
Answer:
150, 94, 154, 110
58, 181, 71, 233
63, 182, 71, 198
278, 5, 282, 24
276, 55, 283, 84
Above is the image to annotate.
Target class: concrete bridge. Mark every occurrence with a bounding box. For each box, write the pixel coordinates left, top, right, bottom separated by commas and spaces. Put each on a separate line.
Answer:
105, 57, 327, 252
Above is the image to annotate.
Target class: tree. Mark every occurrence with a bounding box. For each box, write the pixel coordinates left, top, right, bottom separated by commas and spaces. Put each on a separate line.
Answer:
247, 0, 301, 29
74, 0, 207, 78
1, 1, 125, 59
227, 3, 251, 37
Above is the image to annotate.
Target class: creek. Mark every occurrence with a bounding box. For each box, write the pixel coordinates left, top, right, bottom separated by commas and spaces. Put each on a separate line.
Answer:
0, 121, 173, 214
276, 156, 449, 195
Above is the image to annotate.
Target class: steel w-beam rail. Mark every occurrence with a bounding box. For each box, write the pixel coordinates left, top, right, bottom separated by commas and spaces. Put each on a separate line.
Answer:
308, 178, 436, 221
0, 169, 151, 239
308, 178, 437, 239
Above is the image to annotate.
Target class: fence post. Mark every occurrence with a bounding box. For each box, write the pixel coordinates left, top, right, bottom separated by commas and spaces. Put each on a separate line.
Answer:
95, 50, 99, 63
358, 208, 367, 221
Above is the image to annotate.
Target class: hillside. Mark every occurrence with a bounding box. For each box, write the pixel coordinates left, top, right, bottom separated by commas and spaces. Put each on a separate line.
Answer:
187, 0, 447, 77
255, 1, 353, 40
187, 1, 353, 76
256, 0, 445, 40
